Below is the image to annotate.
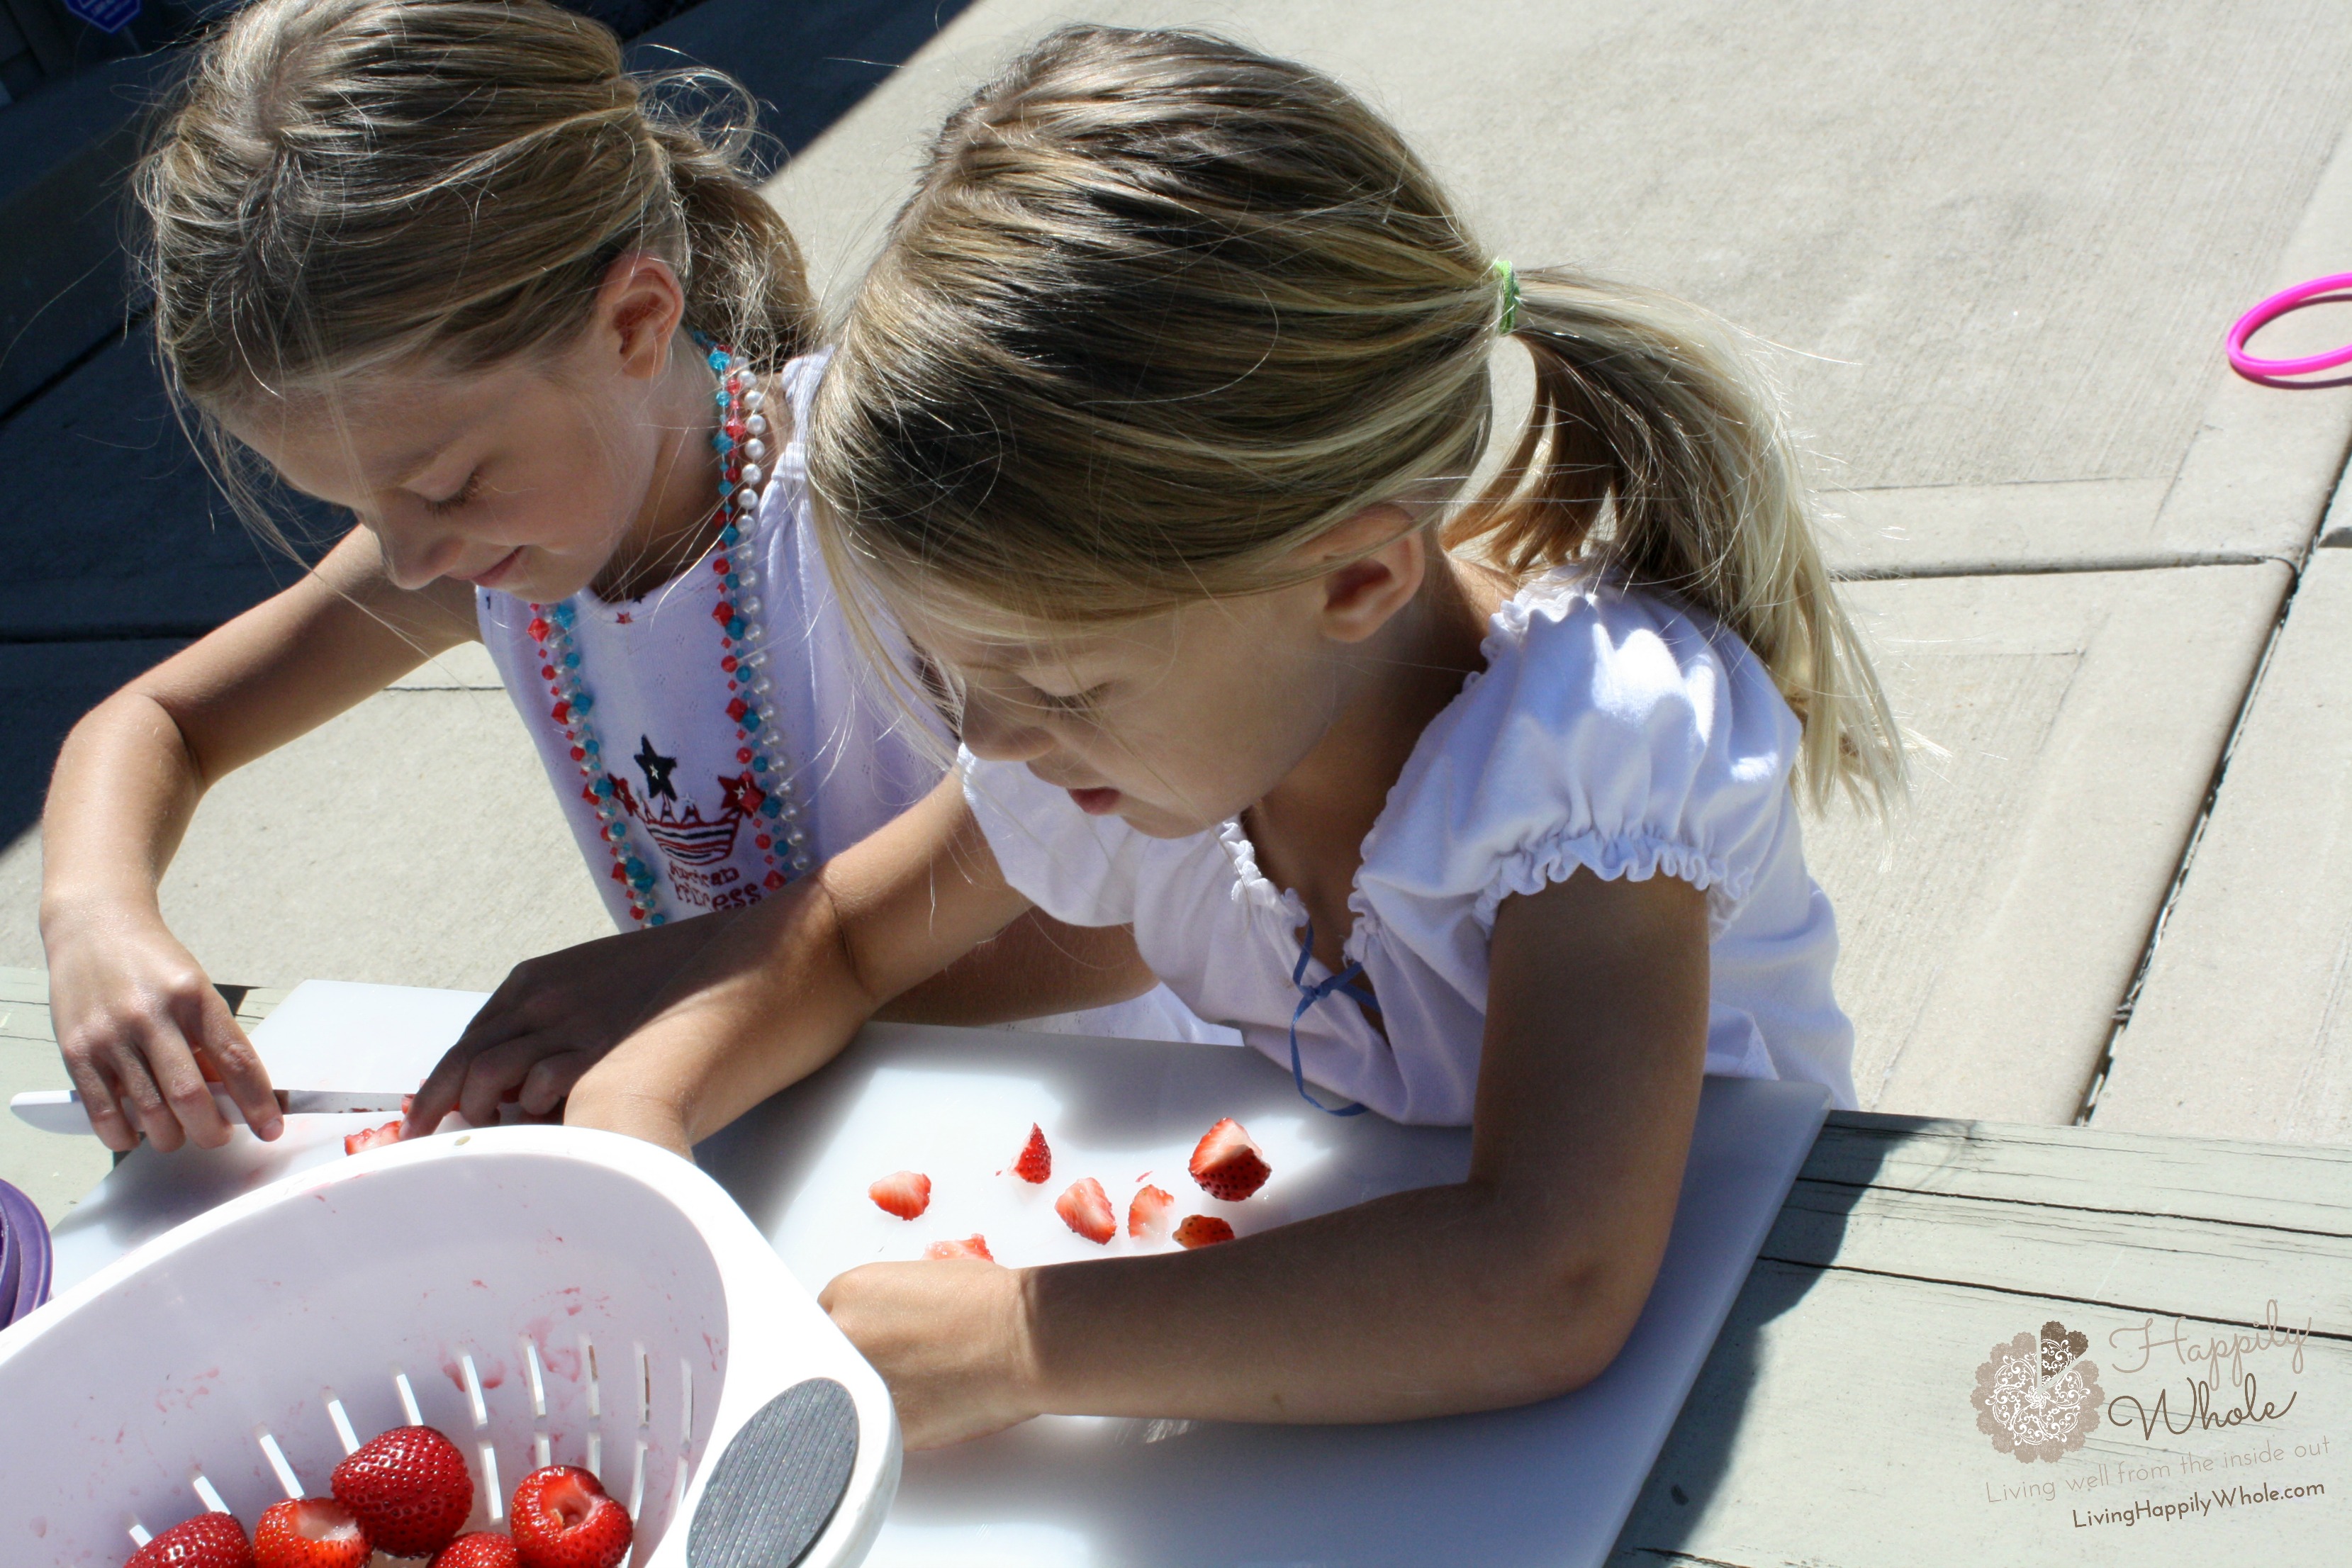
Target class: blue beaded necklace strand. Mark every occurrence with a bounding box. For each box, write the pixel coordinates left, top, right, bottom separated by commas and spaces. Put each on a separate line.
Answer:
521, 337, 810, 926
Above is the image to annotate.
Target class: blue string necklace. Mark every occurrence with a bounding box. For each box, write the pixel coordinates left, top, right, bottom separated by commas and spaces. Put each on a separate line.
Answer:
1287, 916, 1374, 1116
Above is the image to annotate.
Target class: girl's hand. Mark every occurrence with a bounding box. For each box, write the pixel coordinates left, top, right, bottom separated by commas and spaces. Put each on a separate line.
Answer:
43, 912, 281, 1153
819, 1260, 1041, 1449
405, 912, 740, 1136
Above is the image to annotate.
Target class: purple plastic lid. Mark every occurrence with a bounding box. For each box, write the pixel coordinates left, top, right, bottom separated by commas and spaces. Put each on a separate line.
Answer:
0, 1179, 50, 1328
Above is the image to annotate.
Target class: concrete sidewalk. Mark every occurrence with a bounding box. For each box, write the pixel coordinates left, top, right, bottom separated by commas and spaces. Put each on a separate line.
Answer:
6, 0, 2352, 1228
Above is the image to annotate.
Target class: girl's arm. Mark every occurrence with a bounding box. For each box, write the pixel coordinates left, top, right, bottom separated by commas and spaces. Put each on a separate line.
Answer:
405, 902, 1150, 1133
819, 866, 1712, 1446
564, 773, 1041, 1155
40, 529, 476, 1151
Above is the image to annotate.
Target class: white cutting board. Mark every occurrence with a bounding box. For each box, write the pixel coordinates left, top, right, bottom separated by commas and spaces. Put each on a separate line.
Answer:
43, 981, 496, 1292
699, 1025, 1826, 1568
45, 980, 1829, 1567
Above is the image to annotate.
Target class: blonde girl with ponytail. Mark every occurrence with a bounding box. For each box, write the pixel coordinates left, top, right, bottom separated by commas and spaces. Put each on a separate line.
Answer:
39, 0, 1216, 1158
566, 26, 1903, 1441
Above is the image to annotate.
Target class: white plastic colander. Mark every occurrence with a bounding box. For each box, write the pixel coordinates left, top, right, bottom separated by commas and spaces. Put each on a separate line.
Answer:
0, 1125, 900, 1567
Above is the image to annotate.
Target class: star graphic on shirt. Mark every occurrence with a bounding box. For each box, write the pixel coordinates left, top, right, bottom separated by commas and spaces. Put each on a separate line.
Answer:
635, 735, 679, 802
719, 772, 766, 819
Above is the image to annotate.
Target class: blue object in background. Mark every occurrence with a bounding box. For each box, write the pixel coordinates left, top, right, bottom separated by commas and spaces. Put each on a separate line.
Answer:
60, 0, 140, 34
0, 1178, 53, 1329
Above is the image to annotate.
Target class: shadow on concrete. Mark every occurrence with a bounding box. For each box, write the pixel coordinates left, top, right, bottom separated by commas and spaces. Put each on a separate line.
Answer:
0, 638, 193, 850
0, 327, 320, 642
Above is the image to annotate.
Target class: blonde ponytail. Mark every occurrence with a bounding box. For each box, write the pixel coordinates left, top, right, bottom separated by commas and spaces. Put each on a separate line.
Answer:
1449, 272, 1902, 811
810, 24, 1901, 812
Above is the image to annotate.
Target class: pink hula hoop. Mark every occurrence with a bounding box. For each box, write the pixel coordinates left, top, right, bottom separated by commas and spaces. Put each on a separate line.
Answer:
2228, 271, 2352, 379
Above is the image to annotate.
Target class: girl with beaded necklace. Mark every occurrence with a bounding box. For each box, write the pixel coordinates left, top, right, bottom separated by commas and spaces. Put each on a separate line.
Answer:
566, 26, 1905, 1443
37, 0, 1216, 1157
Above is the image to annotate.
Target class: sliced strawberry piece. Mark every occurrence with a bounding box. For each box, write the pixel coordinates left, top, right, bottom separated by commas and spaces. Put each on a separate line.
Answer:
1127, 1185, 1175, 1241
253, 1497, 370, 1568
1188, 1118, 1270, 1200
342, 1119, 403, 1156
1012, 1123, 1052, 1184
330, 1424, 473, 1558
431, 1533, 522, 1568
509, 1465, 632, 1568
924, 1233, 996, 1261
1174, 1214, 1236, 1248
126, 1513, 254, 1568
1055, 1177, 1116, 1244
868, 1170, 932, 1220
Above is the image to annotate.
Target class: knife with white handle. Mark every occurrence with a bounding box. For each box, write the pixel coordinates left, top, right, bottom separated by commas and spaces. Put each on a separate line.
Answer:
9, 1087, 410, 1136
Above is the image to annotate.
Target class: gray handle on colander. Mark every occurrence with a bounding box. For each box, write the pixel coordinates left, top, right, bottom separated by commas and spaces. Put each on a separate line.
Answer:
684, 1377, 861, 1568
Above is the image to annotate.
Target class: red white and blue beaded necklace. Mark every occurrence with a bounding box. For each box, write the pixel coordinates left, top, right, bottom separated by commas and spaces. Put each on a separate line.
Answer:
521, 337, 812, 926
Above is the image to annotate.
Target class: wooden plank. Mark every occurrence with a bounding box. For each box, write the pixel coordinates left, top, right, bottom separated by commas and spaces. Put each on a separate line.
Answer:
1611, 1260, 2352, 1567
1763, 1180, 2352, 1335
1809, 1111, 2352, 1233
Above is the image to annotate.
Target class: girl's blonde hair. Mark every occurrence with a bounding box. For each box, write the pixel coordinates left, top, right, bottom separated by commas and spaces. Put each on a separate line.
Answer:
811, 25, 1901, 812
138, 0, 813, 534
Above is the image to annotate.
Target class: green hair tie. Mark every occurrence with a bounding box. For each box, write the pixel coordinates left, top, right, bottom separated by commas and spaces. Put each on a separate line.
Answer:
1491, 257, 1520, 336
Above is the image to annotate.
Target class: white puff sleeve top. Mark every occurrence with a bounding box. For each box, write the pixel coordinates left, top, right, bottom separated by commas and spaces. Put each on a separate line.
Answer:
963, 569, 1857, 1125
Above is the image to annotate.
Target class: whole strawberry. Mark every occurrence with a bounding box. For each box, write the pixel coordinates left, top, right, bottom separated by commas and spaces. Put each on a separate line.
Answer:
253, 1497, 370, 1568
330, 1424, 474, 1558
432, 1533, 522, 1568
509, 1465, 632, 1568
126, 1513, 254, 1568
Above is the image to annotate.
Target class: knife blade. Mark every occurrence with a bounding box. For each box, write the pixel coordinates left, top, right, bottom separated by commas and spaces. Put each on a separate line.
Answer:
8, 1087, 410, 1137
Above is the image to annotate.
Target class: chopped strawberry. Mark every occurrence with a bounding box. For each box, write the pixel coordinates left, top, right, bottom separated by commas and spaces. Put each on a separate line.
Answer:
868, 1170, 932, 1220
330, 1425, 473, 1559
401, 1094, 416, 1117
1055, 1177, 1116, 1244
1012, 1123, 1052, 1184
126, 1513, 254, 1568
1188, 1118, 1270, 1200
253, 1498, 370, 1568
509, 1465, 632, 1568
1127, 1185, 1175, 1241
431, 1533, 521, 1568
1174, 1214, 1236, 1248
342, 1119, 403, 1156
924, 1233, 996, 1261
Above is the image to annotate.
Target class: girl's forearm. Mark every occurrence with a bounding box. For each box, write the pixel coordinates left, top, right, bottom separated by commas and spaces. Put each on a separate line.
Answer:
1016, 1180, 1653, 1426
39, 690, 210, 935
875, 913, 1154, 1026
566, 877, 880, 1154
569, 780, 1039, 1156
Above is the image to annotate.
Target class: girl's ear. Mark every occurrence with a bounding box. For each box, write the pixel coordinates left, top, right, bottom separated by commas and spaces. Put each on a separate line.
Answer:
591, 251, 689, 381
1311, 504, 1428, 645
